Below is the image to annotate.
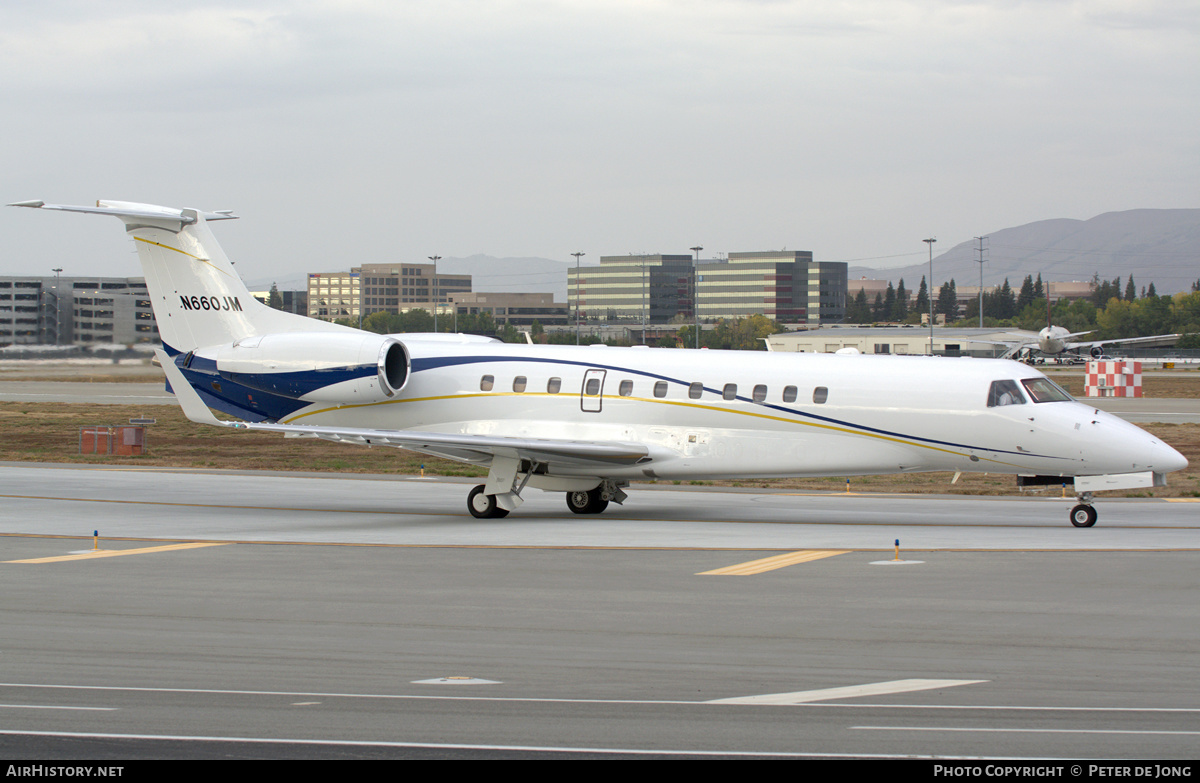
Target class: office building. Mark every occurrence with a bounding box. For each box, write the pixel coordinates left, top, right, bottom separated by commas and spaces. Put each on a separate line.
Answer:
308, 263, 472, 322
567, 254, 696, 325
0, 275, 156, 345
568, 250, 847, 326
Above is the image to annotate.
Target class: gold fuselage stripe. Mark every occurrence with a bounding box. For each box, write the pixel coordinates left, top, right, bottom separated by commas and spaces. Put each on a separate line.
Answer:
279, 391, 1022, 468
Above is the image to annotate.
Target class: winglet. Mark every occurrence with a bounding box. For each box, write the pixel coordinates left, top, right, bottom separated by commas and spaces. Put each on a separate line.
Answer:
154, 348, 231, 428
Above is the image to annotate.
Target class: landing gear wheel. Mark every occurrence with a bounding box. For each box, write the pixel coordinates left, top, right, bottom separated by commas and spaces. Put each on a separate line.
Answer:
566, 488, 609, 515
468, 485, 509, 519
1069, 504, 1097, 528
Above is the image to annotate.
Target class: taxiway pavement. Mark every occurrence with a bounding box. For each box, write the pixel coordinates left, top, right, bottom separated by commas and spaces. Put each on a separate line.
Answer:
1, 465, 1198, 759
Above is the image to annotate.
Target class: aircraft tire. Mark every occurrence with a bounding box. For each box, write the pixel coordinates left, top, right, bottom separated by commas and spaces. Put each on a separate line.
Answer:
566, 488, 609, 515
1069, 504, 1097, 528
468, 485, 509, 519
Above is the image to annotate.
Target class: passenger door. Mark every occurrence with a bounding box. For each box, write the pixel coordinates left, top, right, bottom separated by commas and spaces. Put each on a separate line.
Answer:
581, 369, 606, 413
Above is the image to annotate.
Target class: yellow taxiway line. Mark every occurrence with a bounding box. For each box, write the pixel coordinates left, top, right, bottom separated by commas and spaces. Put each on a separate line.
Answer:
6, 542, 230, 564
697, 549, 850, 575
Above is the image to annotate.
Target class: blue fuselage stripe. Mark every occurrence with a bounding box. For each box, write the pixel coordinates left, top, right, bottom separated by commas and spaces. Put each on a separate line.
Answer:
410, 353, 1061, 460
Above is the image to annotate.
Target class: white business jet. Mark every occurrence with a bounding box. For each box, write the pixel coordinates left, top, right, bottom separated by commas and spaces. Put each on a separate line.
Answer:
10, 200, 1188, 527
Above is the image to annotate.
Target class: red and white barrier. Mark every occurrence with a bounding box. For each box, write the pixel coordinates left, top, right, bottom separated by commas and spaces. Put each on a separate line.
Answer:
1085, 360, 1142, 398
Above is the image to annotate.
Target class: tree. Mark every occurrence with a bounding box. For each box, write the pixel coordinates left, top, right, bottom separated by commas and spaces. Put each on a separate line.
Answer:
1016, 275, 1035, 313
894, 279, 908, 321
1124, 275, 1137, 302
268, 282, 283, 310
914, 276, 929, 318
846, 288, 870, 323
1090, 274, 1125, 307
935, 279, 958, 319
989, 277, 1015, 320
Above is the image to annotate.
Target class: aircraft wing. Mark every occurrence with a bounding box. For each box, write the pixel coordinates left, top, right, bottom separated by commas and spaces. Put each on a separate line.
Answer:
1067, 333, 1182, 351
155, 350, 651, 469
957, 336, 1033, 359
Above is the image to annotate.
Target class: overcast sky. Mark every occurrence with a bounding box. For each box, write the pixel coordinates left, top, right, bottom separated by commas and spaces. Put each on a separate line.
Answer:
2, 0, 1196, 286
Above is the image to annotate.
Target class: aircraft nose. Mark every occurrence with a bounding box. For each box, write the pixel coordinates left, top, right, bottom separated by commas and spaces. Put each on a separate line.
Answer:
1153, 440, 1188, 474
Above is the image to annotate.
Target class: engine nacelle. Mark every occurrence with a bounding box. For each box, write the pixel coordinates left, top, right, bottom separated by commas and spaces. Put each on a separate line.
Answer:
191, 332, 410, 404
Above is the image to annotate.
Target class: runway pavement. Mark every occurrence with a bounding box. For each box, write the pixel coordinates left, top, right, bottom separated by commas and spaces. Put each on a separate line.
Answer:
1, 371, 1197, 759
0, 463, 1197, 550
1, 464, 1198, 759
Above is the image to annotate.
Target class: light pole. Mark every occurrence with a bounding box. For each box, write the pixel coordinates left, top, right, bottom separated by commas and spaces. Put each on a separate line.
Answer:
427, 256, 441, 332
571, 252, 585, 344
923, 238, 936, 355
974, 236, 987, 329
51, 267, 63, 346
641, 257, 647, 345
690, 246, 703, 348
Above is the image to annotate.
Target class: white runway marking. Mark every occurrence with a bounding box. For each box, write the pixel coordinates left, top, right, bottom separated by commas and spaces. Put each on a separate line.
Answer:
706, 679, 988, 705
0, 704, 116, 711
854, 725, 1200, 736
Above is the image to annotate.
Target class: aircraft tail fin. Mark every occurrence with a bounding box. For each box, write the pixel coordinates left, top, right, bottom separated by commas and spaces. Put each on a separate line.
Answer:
9, 199, 354, 353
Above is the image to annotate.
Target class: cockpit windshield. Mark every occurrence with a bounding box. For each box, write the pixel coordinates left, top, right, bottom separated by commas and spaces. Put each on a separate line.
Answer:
1021, 377, 1073, 403
987, 379, 1026, 407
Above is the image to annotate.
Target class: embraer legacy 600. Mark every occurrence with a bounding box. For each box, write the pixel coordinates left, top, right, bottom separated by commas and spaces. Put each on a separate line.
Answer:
10, 200, 1187, 526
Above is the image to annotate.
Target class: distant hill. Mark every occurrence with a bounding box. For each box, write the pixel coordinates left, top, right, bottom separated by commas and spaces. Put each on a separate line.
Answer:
250, 209, 1199, 300
850, 209, 1200, 295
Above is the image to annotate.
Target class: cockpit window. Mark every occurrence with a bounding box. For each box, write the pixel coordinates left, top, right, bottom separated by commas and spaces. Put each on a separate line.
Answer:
988, 379, 1026, 407
1021, 377, 1073, 403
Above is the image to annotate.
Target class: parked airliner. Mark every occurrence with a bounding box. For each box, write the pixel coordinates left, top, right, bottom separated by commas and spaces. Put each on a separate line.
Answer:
989, 302, 1181, 363
10, 199, 1188, 526
1000, 324, 1181, 364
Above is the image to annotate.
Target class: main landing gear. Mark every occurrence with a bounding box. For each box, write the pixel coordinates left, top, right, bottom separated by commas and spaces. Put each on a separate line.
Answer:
468, 482, 624, 518
1070, 492, 1097, 528
566, 487, 608, 515
465, 454, 628, 518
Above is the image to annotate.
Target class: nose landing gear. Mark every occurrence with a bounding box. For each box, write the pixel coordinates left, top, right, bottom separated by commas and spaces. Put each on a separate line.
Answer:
1070, 492, 1097, 527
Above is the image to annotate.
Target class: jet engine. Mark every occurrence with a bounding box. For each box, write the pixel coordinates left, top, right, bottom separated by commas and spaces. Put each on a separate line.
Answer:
188, 332, 410, 404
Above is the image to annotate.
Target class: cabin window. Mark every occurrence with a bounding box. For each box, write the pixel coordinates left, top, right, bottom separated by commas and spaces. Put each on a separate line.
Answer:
813, 386, 828, 404
513, 376, 527, 393
586, 378, 601, 395
480, 375, 494, 391
782, 385, 797, 403
654, 381, 668, 398
723, 383, 737, 401
988, 379, 1026, 407
1021, 377, 1072, 403
619, 380, 633, 396
752, 384, 767, 402
688, 382, 703, 399
547, 377, 561, 394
